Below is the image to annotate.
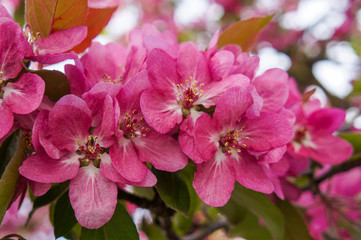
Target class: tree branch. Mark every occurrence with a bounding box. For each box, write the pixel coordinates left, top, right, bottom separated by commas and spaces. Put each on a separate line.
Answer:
182, 217, 228, 240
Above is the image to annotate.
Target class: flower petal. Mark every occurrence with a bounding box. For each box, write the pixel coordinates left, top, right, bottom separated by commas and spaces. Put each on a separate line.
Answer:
210, 50, 234, 81
69, 164, 117, 229
3, 73, 45, 114
19, 153, 80, 183
231, 152, 274, 194
132, 132, 188, 172
109, 137, 148, 182
307, 108, 346, 135
193, 150, 235, 207
140, 89, 182, 134
0, 100, 13, 139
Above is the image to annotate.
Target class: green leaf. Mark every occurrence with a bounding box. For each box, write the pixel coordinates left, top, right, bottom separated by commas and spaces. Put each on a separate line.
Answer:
132, 186, 155, 201
276, 199, 312, 240
219, 197, 248, 224
80, 202, 139, 240
229, 212, 272, 240
153, 169, 190, 216
28, 181, 69, 223
0, 134, 26, 225
231, 184, 285, 240
141, 222, 167, 240
217, 15, 273, 51
339, 133, 360, 154
0, 131, 20, 179
25, 0, 88, 37
33, 70, 71, 102
54, 191, 77, 238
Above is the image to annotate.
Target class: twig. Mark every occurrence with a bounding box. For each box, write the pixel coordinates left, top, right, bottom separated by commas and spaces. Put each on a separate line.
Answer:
182, 217, 228, 240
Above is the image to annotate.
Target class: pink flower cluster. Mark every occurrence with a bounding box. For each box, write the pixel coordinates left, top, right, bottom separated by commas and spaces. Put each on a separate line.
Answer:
0, 5, 353, 230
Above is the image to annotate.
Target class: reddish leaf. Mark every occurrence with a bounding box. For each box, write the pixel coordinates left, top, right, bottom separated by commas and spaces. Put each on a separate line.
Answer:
217, 15, 273, 51
25, 0, 88, 38
72, 6, 117, 53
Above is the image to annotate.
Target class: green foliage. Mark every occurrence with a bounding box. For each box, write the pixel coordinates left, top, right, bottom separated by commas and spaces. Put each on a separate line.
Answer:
153, 169, 190, 216
339, 133, 361, 154
141, 222, 167, 240
276, 199, 313, 240
0, 134, 26, 224
0, 131, 20, 179
53, 191, 78, 238
80, 202, 139, 240
231, 184, 285, 240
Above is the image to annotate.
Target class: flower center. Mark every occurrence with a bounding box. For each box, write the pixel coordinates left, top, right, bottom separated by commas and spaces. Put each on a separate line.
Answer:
102, 73, 122, 85
219, 127, 249, 154
120, 110, 150, 138
76, 135, 103, 167
176, 77, 204, 109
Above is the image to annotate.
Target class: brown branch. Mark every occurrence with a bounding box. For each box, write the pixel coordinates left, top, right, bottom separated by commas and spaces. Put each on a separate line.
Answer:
182, 217, 228, 240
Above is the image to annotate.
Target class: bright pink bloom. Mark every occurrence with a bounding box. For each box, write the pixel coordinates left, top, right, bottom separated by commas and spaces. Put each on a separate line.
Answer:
141, 43, 250, 134
110, 71, 188, 182
191, 86, 294, 206
19, 89, 154, 229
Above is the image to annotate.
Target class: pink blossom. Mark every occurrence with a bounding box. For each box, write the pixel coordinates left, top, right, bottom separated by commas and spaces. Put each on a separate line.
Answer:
191, 86, 294, 206
110, 71, 188, 182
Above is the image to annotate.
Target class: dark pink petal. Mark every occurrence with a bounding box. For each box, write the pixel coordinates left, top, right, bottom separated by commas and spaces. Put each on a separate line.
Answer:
177, 42, 210, 84
331, 167, 361, 197
140, 89, 182, 134
125, 169, 157, 187
0, 20, 30, 80
147, 48, 179, 93
64, 64, 90, 96
206, 30, 220, 58
3, 73, 45, 114
213, 86, 253, 127
0, 100, 13, 139
38, 114, 62, 159
269, 156, 290, 176
116, 70, 151, 116
197, 74, 250, 108
69, 164, 117, 229
231, 152, 274, 194
193, 150, 235, 207
100, 152, 126, 183
245, 85, 263, 119
27, 52, 78, 64
19, 153, 80, 183
306, 135, 353, 164
110, 137, 148, 182
252, 68, 289, 112
307, 108, 346, 135
179, 131, 206, 164
81, 42, 125, 85
258, 146, 287, 164
241, 111, 294, 151
210, 50, 234, 81
233, 53, 259, 79
49, 95, 91, 151
35, 26, 87, 55
29, 181, 51, 196
194, 114, 221, 161
132, 132, 188, 172
122, 47, 147, 84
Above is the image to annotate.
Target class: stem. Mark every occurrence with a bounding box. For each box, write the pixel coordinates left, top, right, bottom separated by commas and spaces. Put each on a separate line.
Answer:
182, 217, 228, 240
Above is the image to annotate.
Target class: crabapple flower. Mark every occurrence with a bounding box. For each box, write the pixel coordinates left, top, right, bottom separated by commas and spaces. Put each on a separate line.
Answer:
286, 79, 353, 165
191, 86, 294, 206
141, 43, 251, 134
110, 71, 188, 183
19, 93, 121, 229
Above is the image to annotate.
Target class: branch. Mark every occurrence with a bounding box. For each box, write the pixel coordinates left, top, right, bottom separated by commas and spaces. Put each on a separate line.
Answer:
182, 217, 228, 240
302, 157, 361, 190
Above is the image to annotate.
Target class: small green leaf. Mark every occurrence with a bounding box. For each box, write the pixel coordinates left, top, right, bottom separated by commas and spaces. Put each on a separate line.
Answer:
0, 131, 20, 179
229, 212, 272, 240
153, 169, 190, 216
0, 134, 25, 224
339, 133, 360, 154
54, 191, 77, 238
141, 222, 167, 240
219, 197, 248, 224
33, 70, 71, 102
231, 184, 285, 240
217, 15, 273, 51
28, 181, 69, 223
80, 202, 139, 240
132, 186, 155, 201
276, 199, 313, 240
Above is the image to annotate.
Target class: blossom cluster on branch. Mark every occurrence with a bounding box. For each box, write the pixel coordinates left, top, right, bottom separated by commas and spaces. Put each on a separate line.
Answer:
0, 1, 361, 240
